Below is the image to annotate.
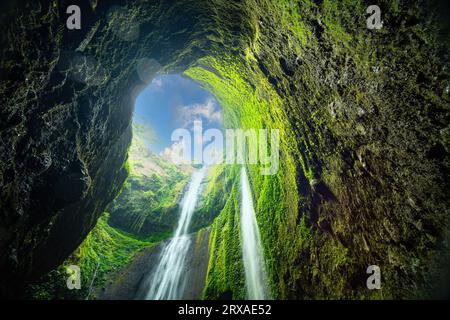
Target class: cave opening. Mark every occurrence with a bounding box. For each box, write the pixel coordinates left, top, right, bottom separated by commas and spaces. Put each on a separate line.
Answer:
4, 0, 448, 301
106, 73, 224, 240
96, 72, 231, 299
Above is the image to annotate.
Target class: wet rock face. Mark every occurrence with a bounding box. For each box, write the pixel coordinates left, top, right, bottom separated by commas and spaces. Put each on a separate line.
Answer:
98, 229, 210, 300
0, 1, 133, 295
255, 1, 450, 298
97, 242, 163, 300
0, 0, 449, 299
0, 0, 251, 297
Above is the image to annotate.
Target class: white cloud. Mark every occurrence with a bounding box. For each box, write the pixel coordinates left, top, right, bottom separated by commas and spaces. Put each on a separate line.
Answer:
177, 98, 222, 127
160, 139, 190, 164
152, 78, 163, 89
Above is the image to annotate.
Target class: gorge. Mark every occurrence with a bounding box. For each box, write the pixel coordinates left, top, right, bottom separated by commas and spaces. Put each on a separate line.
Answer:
0, 0, 449, 300
139, 167, 207, 300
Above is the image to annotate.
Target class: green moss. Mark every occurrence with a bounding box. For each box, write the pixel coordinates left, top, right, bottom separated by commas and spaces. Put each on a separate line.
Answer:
17, 0, 450, 300
186, 52, 305, 299
107, 123, 190, 237
202, 165, 246, 299
185, 0, 450, 300
190, 165, 236, 232
27, 213, 152, 299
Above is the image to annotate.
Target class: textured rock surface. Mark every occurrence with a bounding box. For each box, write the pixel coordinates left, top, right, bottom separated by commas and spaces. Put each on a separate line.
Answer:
0, 0, 132, 296
97, 243, 162, 300
186, 0, 450, 299
98, 229, 210, 300
182, 228, 211, 299
0, 0, 250, 297
0, 0, 449, 299
106, 125, 190, 238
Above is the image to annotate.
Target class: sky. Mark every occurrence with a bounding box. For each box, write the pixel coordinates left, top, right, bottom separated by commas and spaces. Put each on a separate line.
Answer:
133, 74, 223, 159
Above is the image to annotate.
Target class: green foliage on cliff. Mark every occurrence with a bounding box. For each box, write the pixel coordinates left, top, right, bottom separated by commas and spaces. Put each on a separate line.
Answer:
107, 124, 190, 238
190, 165, 236, 232
186, 56, 308, 298
10, 0, 449, 300
202, 165, 246, 299
186, 0, 450, 299
27, 213, 151, 299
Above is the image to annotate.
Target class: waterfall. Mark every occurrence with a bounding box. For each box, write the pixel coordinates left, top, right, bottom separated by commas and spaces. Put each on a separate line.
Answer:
143, 167, 206, 300
240, 166, 270, 300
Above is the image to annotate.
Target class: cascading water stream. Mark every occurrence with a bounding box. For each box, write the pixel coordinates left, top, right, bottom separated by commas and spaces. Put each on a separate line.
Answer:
240, 166, 270, 300
143, 167, 206, 300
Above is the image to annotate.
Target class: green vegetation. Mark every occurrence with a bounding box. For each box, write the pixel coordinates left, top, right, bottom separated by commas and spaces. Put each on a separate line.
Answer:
202, 165, 246, 299
13, 0, 449, 300
26, 126, 192, 300
107, 124, 191, 237
186, 55, 307, 298
184, 0, 449, 299
27, 213, 152, 300
190, 165, 237, 232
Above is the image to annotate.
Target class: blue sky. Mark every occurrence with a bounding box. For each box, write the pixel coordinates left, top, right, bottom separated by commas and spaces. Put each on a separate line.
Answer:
133, 74, 222, 155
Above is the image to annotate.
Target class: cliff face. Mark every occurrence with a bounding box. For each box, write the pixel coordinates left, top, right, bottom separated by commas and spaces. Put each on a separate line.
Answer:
186, 0, 450, 299
1, 0, 449, 299
0, 0, 252, 297
106, 124, 190, 238
98, 229, 210, 300
182, 228, 211, 300
0, 1, 132, 296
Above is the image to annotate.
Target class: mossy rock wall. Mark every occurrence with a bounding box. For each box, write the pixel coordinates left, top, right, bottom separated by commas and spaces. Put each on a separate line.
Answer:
0, 0, 252, 296
187, 0, 450, 299
0, 0, 448, 299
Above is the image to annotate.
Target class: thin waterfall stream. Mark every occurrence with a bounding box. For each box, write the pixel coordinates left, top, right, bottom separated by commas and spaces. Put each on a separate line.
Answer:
138, 165, 270, 300
142, 167, 206, 300
240, 166, 270, 299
